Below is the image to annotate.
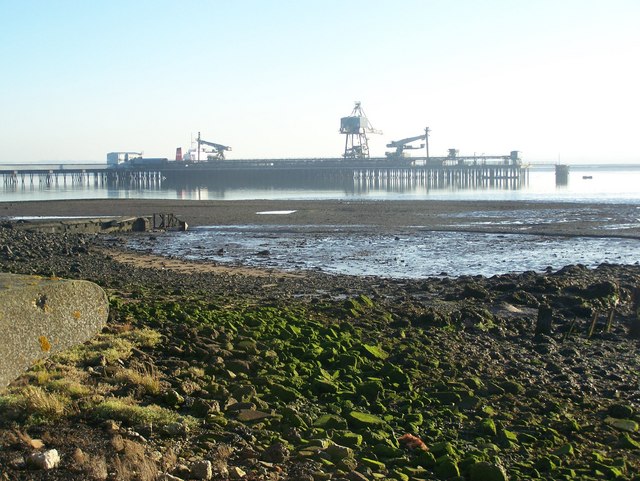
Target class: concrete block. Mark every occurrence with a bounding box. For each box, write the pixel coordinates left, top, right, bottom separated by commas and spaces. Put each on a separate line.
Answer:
0, 273, 108, 388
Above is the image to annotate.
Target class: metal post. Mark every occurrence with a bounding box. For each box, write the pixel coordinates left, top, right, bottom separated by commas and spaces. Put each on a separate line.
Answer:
197, 132, 201, 162
425, 127, 430, 162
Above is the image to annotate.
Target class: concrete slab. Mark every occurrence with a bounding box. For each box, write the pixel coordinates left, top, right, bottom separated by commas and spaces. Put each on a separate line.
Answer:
0, 273, 108, 388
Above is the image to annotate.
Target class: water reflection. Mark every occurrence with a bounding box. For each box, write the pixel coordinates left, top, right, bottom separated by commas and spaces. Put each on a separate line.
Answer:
555, 164, 570, 186
162, 167, 526, 198
2, 165, 639, 203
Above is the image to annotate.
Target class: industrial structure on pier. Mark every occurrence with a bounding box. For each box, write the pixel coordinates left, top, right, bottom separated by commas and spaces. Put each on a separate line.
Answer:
340, 102, 382, 159
1, 101, 525, 191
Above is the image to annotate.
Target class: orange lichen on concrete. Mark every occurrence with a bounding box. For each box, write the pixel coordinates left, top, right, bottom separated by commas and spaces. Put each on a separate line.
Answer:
38, 336, 51, 352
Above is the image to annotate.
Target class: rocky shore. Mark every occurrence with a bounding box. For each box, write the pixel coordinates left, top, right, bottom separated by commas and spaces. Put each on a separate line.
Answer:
1, 206, 640, 480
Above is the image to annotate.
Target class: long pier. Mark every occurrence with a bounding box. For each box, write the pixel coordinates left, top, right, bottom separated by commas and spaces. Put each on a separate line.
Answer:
1, 155, 527, 191
0, 165, 162, 189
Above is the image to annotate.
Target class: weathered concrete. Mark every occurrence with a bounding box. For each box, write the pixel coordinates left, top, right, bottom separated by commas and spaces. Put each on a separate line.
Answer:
5, 215, 188, 234
7, 216, 151, 234
0, 273, 108, 388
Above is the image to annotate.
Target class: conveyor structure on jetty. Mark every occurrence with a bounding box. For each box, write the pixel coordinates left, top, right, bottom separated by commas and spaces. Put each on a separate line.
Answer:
1, 153, 528, 191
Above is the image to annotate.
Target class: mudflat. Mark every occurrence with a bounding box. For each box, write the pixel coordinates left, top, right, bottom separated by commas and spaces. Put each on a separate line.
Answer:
2, 198, 640, 238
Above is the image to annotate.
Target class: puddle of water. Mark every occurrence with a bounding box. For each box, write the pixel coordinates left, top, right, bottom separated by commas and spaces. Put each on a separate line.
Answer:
256, 210, 297, 215
126, 227, 640, 279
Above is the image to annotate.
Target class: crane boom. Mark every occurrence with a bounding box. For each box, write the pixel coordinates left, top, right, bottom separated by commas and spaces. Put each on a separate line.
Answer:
194, 132, 232, 161
386, 133, 427, 148
385, 132, 428, 159
199, 139, 231, 152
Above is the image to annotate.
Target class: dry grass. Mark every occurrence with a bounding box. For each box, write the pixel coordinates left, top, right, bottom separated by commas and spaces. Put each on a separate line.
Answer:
72, 448, 108, 481
113, 363, 162, 396
0, 325, 165, 429
111, 438, 158, 481
0, 386, 73, 424
23, 386, 69, 418
186, 366, 206, 379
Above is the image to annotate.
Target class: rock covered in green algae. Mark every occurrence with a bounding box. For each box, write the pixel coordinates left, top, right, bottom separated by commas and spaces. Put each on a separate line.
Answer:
347, 410, 387, 428
605, 417, 639, 432
619, 432, 640, 450
434, 456, 460, 479
313, 413, 348, 430
477, 418, 497, 438
469, 461, 509, 481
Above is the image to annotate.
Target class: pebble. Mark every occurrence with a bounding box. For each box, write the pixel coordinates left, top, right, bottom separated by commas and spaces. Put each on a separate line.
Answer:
229, 466, 247, 479
190, 459, 213, 480
27, 449, 60, 470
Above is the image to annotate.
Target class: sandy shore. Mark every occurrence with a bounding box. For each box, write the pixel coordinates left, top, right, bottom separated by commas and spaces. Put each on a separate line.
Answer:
101, 247, 304, 279
2, 198, 640, 238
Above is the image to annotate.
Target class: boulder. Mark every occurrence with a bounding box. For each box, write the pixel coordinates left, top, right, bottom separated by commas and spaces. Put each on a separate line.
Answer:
0, 273, 108, 388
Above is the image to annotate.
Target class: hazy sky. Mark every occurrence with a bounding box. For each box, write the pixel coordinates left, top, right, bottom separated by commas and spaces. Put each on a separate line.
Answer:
1, 0, 638, 164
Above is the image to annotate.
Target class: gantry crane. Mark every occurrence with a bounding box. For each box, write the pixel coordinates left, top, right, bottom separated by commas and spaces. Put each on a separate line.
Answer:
339, 102, 382, 159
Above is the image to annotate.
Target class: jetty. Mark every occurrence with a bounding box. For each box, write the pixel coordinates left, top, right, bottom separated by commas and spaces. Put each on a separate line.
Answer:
1, 153, 527, 192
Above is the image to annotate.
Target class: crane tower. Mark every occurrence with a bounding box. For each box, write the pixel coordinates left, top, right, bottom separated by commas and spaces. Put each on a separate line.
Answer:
340, 101, 381, 159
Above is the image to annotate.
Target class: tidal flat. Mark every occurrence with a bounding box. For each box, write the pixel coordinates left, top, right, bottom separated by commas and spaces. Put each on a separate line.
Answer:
1, 201, 640, 480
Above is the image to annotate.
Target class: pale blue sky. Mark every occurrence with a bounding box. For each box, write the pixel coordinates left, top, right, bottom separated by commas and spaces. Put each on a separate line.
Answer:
1, 0, 638, 163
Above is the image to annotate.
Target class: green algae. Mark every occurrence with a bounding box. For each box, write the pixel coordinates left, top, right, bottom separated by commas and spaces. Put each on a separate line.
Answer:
10, 281, 639, 480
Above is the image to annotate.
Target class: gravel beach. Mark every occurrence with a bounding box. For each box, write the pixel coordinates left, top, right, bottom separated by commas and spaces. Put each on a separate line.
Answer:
1, 199, 640, 480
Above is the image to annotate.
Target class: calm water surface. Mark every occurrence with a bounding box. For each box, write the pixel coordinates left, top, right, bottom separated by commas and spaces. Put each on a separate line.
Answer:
2, 164, 640, 204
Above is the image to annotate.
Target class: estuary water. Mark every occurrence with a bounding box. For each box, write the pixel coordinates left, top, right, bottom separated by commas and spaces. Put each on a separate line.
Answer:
4, 163, 640, 278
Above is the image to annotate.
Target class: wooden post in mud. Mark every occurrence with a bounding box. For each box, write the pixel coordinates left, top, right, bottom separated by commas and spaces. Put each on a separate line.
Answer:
630, 288, 640, 339
563, 317, 577, 342
605, 308, 616, 333
535, 305, 553, 336
587, 311, 599, 338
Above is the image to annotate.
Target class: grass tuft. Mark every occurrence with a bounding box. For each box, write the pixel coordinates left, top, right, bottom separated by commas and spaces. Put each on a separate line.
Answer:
123, 328, 163, 348
22, 386, 69, 419
52, 328, 161, 367
113, 365, 162, 395
93, 398, 190, 428
0, 386, 72, 424
46, 378, 93, 398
